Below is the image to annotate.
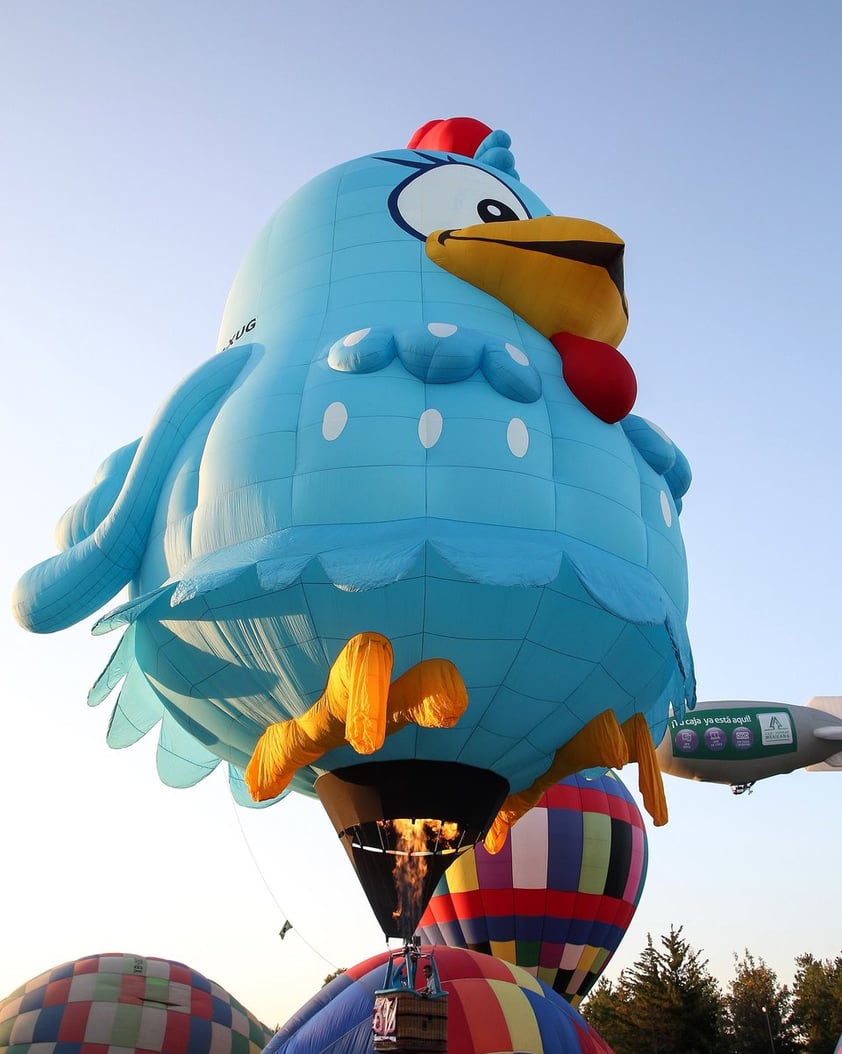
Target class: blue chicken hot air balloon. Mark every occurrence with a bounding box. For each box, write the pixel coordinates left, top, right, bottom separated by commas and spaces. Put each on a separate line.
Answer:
13, 117, 694, 935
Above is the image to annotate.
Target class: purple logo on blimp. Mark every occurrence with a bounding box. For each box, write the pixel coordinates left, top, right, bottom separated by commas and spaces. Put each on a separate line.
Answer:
703, 727, 728, 752
732, 726, 754, 750
675, 729, 699, 753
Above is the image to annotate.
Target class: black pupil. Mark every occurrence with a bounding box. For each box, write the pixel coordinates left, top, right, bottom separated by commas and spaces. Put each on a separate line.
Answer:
477, 198, 518, 223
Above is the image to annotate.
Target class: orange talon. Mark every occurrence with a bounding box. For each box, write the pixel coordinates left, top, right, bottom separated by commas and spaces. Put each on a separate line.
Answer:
622, 712, 668, 826
484, 709, 629, 854
388, 658, 468, 728
341, 632, 393, 754
244, 634, 468, 803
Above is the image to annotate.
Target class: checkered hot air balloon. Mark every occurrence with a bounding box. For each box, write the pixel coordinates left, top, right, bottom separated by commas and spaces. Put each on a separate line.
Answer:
0, 953, 274, 1054
417, 771, 647, 1005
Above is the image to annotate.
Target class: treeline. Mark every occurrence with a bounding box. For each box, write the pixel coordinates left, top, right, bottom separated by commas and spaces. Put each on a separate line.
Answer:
581, 926, 841, 1054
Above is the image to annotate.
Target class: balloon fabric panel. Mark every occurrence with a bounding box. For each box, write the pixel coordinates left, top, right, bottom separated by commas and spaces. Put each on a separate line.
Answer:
547, 806, 586, 891
624, 824, 646, 903
579, 811, 612, 894
510, 805, 550, 887
604, 817, 633, 899
449, 977, 516, 1051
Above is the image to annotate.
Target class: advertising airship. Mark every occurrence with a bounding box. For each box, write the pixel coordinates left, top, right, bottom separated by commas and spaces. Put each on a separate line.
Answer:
656, 697, 842, 791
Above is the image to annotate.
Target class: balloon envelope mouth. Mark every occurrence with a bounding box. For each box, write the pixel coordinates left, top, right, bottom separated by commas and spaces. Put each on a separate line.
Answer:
315, 760, 509, 940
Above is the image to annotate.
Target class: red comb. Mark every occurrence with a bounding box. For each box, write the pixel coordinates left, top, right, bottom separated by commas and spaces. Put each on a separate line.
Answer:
407, 117, 493, 158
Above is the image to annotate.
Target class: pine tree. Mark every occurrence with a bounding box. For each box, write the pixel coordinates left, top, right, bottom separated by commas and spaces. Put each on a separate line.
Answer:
581, 926, 728, 1054
724, 950, 798, 1054
790, 953, 842, 1053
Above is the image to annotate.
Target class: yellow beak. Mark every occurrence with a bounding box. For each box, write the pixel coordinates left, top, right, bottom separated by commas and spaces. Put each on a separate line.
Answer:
425, 215, 629, 347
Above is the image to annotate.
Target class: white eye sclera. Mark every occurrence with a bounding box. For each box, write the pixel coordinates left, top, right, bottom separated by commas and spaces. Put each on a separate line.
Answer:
393, 162, 531, 240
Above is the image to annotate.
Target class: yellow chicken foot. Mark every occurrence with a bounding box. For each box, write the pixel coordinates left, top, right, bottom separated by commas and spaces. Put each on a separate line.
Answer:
244, 632, 467, 802
341, 631, 394, 753
484, 709, 630, 854
622, 712, 668, 826
388, 658, 468, 729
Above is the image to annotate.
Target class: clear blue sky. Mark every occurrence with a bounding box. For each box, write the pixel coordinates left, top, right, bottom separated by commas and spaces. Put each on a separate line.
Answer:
2, 0, 840, 1030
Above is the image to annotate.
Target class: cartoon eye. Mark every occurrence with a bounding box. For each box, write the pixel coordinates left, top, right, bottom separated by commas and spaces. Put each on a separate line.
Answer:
476, 198, 521, 223
390, 162, 531, 240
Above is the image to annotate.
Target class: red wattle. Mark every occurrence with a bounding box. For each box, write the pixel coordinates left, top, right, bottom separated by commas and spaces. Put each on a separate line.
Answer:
550, 332, 637, 423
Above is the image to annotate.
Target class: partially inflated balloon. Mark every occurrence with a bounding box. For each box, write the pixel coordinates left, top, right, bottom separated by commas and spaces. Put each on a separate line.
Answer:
264, 946, 613, 1053
0, 953, 274, 1054
418, 772, 647, 1005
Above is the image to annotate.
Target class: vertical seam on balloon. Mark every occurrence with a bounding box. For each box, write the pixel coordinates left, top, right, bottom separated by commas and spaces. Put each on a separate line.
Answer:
313, 172, 344, 352
455, 578, 547, 770
287, 182, 345, 684
539, 801, 551, 978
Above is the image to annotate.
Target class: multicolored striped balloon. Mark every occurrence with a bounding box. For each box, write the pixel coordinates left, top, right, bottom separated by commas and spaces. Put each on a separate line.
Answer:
417, 771, 647, 1005
0, 953, 274, 1054
266, 946, 613, 1053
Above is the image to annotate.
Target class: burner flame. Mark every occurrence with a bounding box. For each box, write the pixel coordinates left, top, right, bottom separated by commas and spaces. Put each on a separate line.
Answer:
314, 761, 509, 940
378, 819, 462, 932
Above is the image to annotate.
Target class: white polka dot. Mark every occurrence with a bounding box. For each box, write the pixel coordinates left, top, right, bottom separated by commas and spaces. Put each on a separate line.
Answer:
660, 490, 673, 527
322, 402, 348, 441
507, 418, 529, 457
418, 408, 443, 449
428, 322, 457, 338
505, 342, 529, 366
343, 328, 370, 347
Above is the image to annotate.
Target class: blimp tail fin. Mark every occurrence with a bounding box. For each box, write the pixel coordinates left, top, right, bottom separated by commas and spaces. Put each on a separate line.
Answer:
806, 697, 842, 771
807, 750, 842, 772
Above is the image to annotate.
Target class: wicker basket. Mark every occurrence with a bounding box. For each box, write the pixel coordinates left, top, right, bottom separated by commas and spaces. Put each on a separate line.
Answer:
373, 988, 448, 1052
